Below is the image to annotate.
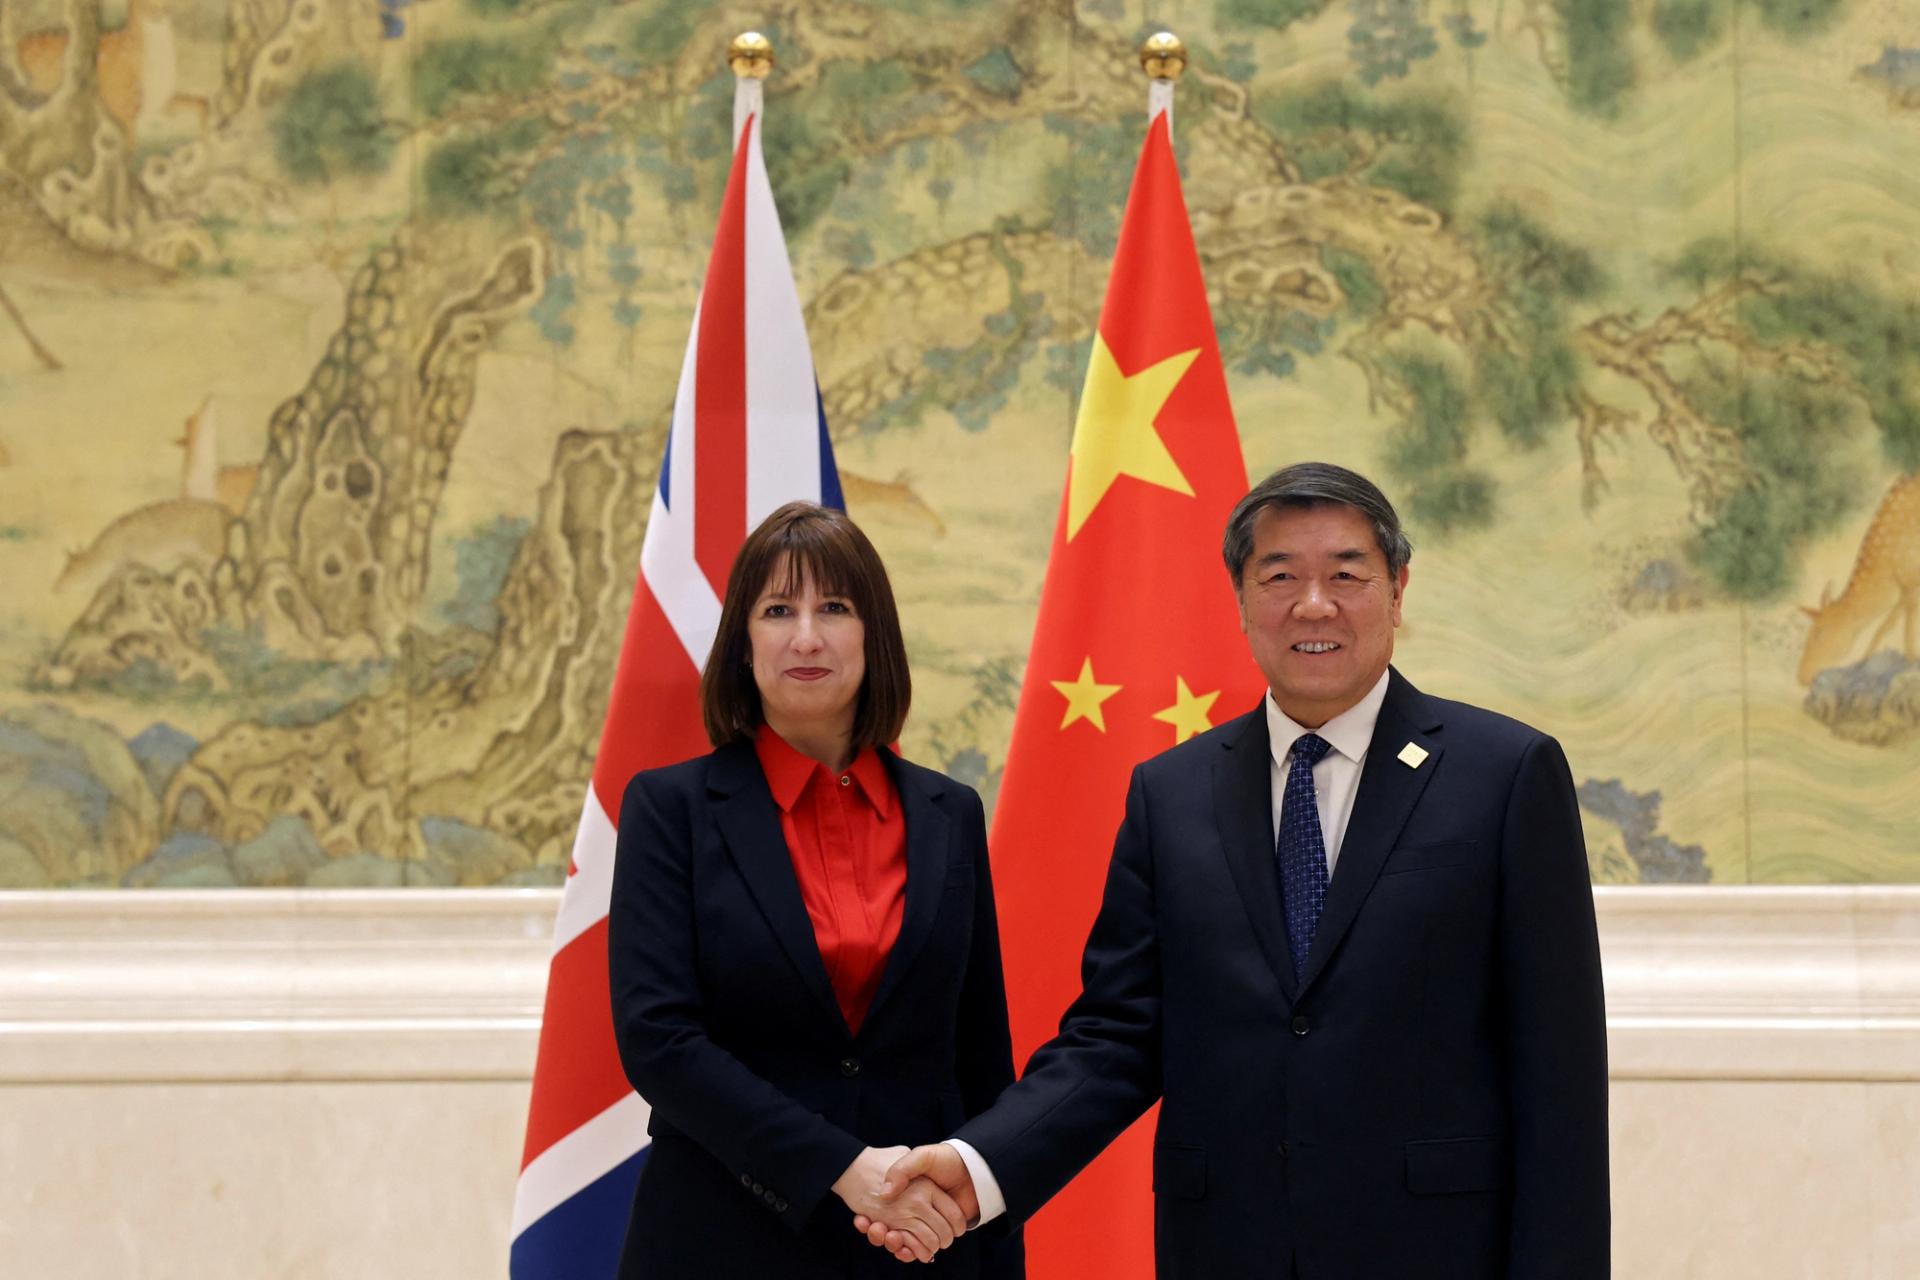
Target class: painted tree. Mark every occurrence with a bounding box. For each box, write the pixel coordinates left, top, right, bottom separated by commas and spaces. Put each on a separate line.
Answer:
0, 2, 138, 255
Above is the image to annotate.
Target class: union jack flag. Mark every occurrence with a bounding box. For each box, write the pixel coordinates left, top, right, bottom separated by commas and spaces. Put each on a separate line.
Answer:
509, 96, 842, 1278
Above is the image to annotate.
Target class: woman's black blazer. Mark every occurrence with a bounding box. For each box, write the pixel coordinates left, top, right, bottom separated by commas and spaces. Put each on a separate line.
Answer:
608, 740, 1024, 1279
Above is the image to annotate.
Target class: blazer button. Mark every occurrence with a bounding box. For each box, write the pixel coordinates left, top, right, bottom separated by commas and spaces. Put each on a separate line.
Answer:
740, 1173, 754, 1189
774, 1198, 789, 1213
752, 1182, 765, 1195
764, 1190, 778, 1205
1291, 1015, 1311, 1037
840, 1057, 861, 1078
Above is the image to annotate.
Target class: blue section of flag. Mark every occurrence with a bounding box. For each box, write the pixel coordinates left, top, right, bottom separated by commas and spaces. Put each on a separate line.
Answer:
816, 385, 843, 511
509, 1147, 649, 1280
658, 429, 673, 511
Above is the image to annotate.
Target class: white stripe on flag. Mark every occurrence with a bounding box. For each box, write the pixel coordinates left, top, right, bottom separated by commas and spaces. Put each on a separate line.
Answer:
649, 288, 723, 669
511, 1091, 653, 1238
742, 114, 822, 522
552, 788, 618, 952
641, 485, 722, 678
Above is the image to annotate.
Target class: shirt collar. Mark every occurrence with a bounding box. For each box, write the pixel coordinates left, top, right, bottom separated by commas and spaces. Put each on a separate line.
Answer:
753, 724, 895, 817
1265, 668, 1391, 768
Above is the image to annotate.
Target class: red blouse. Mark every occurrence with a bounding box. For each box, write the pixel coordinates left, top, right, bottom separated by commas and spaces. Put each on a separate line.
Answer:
753, 725, 907, 1035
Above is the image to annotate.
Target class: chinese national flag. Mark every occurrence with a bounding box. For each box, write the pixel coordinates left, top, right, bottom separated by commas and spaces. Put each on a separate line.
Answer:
991, 107, 1266, 1277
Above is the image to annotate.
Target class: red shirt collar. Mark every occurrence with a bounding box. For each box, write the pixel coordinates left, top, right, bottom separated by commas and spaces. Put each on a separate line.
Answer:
753, 724, 895, 818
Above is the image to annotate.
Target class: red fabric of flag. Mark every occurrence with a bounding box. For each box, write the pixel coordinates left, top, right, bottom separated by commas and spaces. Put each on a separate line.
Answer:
989, 108, 1266, 1279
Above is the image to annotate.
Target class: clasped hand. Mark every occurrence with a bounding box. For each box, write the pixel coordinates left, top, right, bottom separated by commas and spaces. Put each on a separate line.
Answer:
833, 1145, 971, 1264
846, 1144, 978, 1264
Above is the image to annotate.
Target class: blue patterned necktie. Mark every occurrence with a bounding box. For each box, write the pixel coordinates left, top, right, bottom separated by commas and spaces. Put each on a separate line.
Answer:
1278, 733, 1333, 979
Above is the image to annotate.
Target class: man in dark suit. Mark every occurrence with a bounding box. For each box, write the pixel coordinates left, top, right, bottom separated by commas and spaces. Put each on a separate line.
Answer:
866, 462, 1609, 1277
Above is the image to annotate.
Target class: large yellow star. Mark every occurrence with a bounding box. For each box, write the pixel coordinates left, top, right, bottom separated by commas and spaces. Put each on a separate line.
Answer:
1051, 657, 1123, 732
1151, 676, 1221, 744
1066, 333, 1200, 539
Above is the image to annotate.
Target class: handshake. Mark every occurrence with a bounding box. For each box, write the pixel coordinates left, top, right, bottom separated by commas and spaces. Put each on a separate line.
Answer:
830, 1143, 980, 1264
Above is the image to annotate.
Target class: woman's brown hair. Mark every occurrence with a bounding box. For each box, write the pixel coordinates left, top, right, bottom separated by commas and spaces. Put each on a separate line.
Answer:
701, 502, 910, 749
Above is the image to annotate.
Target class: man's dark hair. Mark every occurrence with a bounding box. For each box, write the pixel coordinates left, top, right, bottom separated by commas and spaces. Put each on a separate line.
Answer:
702, 501, 910, 749
1221, 462, 1413, 584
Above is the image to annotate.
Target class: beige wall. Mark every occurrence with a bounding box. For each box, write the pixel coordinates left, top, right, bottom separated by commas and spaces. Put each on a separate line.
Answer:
6, 1083, 1913, 1278
3, 888, 1916, 1278
0, 1080, 529, 1279
1613, 1082, 1920, 1279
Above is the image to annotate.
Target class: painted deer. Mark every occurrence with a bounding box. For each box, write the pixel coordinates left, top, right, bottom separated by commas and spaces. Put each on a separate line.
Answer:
55, 497, 229, 597
1798, 472, 1920, 684
176, 396, 258, 517
837, 469, 947, 538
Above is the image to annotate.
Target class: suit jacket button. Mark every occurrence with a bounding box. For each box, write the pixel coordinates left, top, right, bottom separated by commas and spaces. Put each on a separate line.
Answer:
1291, 1015, 1310, 1036
752, 1182, 764, 1195
774, 1198, 789, 1212
841, 1057, 861, 1077
740, 1173, 754, 1188
764, 1190, 778, 1204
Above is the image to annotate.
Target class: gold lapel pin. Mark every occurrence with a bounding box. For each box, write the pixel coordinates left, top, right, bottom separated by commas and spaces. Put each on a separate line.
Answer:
1397, 742, 1429, 769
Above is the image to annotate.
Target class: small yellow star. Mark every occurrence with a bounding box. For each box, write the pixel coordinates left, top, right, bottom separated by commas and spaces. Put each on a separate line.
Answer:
1066, 333, 1200, 539
1051, 657, 1123, 732
1151, 676, 1220, 744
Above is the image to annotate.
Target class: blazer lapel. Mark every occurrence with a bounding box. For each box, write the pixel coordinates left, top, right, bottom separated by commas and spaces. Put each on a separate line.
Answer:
1297, 668, 1443, 994
862, 751, 950, 1029
1212, 705, 1298, 1003
708, 742, 847, 1032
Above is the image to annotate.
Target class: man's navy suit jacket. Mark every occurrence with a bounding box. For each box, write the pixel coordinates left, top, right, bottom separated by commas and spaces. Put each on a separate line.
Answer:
609, 743, 1024, 1279
957, 668, 1609, 1278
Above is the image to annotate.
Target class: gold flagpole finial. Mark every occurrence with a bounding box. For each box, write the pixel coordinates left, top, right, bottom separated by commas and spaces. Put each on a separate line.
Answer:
1139, 32, 1186, 81
729, 31, 774, 79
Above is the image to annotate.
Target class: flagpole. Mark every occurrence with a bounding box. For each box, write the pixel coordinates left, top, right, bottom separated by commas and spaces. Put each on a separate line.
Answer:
1140, 30, 1184, 128
730, 30, 771, 140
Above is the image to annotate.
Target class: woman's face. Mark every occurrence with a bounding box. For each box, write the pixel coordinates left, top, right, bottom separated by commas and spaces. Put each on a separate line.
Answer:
747, 556, 866, 741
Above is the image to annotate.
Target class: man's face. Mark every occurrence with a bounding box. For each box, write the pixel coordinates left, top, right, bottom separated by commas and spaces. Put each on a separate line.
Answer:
1236, 502, 1408, 728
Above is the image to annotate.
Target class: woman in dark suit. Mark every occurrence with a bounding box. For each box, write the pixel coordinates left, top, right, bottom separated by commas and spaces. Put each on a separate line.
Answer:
608, 501, 1023, 1278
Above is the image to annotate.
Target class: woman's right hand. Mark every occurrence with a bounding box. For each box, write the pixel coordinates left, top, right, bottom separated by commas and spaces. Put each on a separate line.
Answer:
831, 1146, 966, 1263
